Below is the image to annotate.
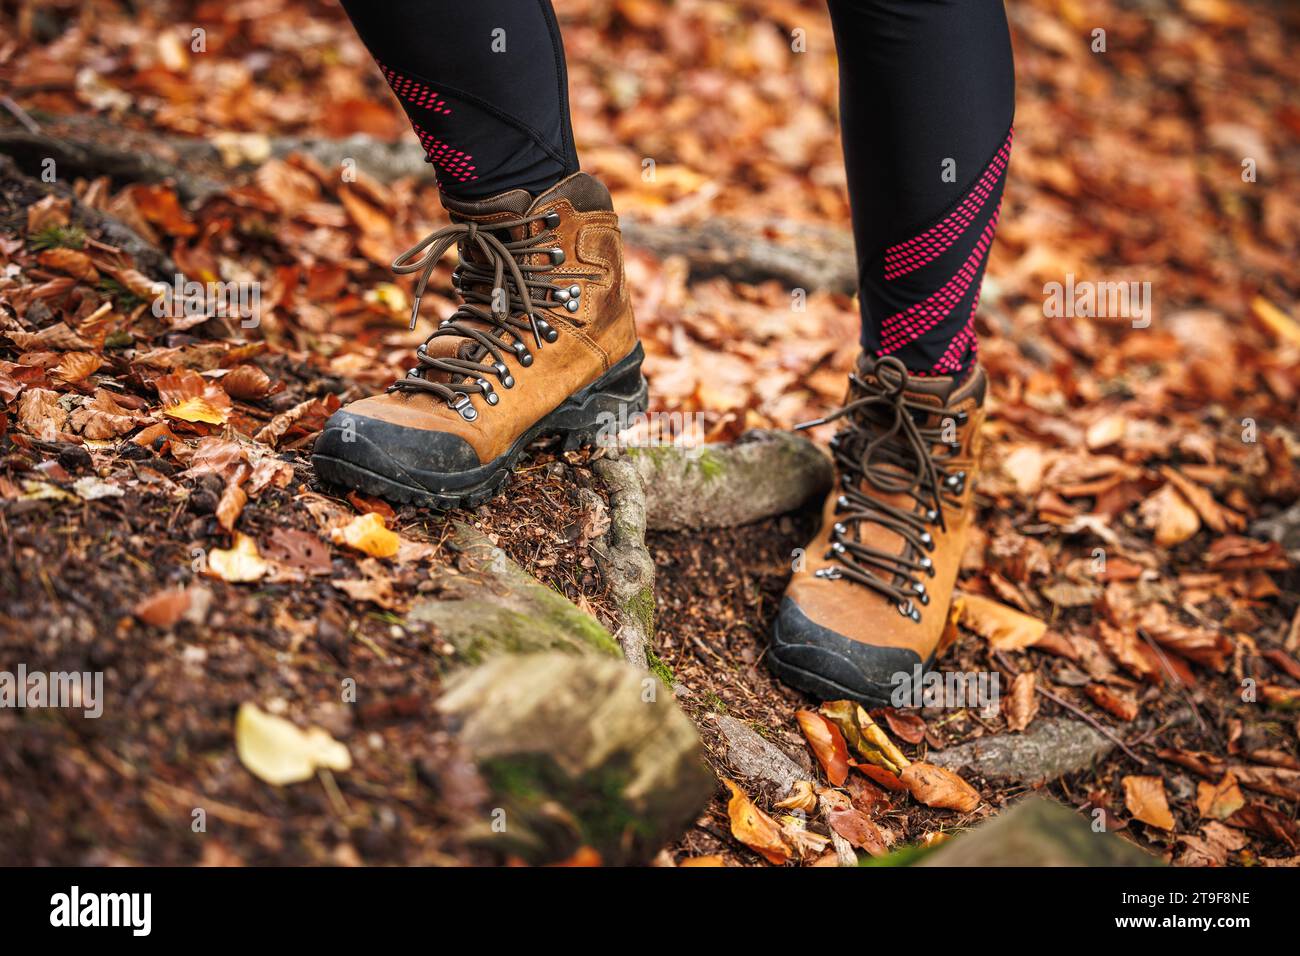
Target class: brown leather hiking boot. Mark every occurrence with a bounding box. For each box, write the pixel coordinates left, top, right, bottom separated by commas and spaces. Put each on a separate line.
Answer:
769, 354, 987, 705
313, 172, 645, 508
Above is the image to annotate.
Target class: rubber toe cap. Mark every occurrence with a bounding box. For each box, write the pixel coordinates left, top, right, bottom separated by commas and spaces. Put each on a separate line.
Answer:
769, 596, 925, 705
313, 410, 480, 489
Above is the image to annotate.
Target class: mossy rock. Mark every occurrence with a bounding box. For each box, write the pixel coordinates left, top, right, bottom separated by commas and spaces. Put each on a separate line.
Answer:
408, 523, 621, 665
437, 652, 715, 865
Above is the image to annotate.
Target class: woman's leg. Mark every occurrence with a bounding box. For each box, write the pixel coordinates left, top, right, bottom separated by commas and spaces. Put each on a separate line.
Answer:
828, 0, 1015, 376
769, 1, 1014, 704
338, 0, 578, 198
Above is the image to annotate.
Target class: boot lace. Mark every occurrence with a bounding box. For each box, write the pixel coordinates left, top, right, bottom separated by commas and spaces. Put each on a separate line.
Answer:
796, 356, 969, 622
387, 210, 581, 421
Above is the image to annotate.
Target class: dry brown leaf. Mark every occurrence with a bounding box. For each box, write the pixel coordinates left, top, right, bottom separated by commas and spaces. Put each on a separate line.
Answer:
221, 364, 274, 400
1139, 483, 1201, 547
1003, 671, 1039, 732
899, 762, 981, 812
17, 387, 67, 440
773, 780, 818, 814
1196, 772, 1245, 821
1122, 775, 1176, 830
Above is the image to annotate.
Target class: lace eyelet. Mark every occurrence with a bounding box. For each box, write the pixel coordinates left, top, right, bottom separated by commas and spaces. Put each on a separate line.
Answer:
547, 248, 566, 265
491, 361, 514, 388
534, 318, 559, 343
832, 541, 846, 554
511, 341, 533, 367
815, 567, 841, 580
565, 299, 580, 313
568, 284, 582, 298
833, 522, 846, 535
476, 379, 499, 405
449, 394, 477, 422
542, 211, 561, 229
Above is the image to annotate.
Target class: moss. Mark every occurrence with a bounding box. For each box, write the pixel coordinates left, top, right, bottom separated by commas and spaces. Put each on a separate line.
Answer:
477, 753, 654, 863
626, 585, 656, 638
701, 692, 729, 715
29, 223, 86, 252
645, 647, 674, 686
692, 448, 725, 482
417, 597, 621, 664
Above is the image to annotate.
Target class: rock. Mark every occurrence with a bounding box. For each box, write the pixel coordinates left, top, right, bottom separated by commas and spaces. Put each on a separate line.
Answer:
919, 796, 1162, 866
408, 523, 621, 665
629, 430, 833, 531
927, 717, 1115, 785
437, 652, 715, 865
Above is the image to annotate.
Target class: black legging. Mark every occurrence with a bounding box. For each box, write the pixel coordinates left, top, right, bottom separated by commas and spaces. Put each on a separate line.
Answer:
339, 0, 1015, 377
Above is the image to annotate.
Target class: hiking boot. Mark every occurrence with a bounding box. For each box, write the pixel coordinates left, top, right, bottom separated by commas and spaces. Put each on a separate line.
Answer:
769, 354, 987, 705
313, 172, 645, 508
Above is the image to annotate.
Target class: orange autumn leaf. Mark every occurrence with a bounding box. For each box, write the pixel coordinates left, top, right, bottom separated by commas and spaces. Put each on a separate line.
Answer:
795, 709, 849, 786
1084, 683, 1140, 721
329, 512, 400, 558
1123, 775, 1176, 830
958, 593, 1048, 650
721, 777, 790, 866
900, 762, 981, 812
54, 351, 102, 383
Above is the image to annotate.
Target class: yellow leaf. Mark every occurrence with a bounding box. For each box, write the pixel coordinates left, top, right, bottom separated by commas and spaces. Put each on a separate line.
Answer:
165, 396, 228, 425
206, 532, 269, 583
330, 512, 400, 558
235, 702, 352, 786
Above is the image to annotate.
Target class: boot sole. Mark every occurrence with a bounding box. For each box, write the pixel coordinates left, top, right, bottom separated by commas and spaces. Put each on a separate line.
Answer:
312, 345, 648, 510
767, 614, 937, 707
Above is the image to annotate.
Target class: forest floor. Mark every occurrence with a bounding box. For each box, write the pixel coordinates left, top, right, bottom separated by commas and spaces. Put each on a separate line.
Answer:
1, 0, 1299, 866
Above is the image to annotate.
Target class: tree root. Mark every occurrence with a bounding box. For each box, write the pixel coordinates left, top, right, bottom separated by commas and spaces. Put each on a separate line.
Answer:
626, 429, 832, 532
590, 455, 656, 669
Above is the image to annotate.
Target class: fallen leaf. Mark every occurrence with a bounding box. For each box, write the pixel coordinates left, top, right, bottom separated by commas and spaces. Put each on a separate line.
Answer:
1003, 671, 1039, 731
796, 709, 850, 786
899, 762, 981, 812
235, 702, 352, 786
1122, 775, 1176, 830
959, 593, 1048, 650
1139, 482, 1201, 547
1196, 772, 1245, 821
206, 532, 269, 583
773, 780, 818, 813
330, 512, 400, 558
722, 777, 790, 865
1084, 683, 1140, 721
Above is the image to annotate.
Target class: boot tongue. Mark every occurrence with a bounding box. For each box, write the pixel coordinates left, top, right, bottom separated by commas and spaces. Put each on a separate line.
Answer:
854, 354, 986, 413
439, 187, 533, 222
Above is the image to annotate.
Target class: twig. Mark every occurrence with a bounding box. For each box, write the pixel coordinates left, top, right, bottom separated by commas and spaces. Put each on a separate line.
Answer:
0, 95, 41, 134
1034, 683, 1148, 767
